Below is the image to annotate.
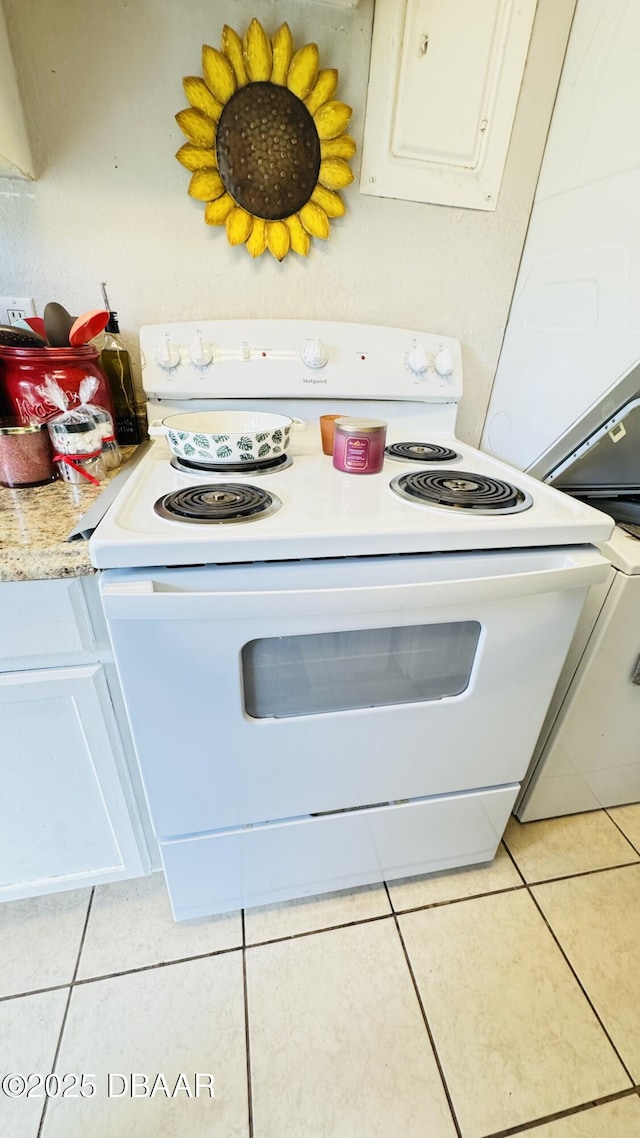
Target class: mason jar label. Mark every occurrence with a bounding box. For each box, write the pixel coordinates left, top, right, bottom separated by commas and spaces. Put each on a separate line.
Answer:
344, 436, 369, 470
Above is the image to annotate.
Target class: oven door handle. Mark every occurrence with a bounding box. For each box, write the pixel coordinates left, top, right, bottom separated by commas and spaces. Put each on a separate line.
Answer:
100, 549, 609, 621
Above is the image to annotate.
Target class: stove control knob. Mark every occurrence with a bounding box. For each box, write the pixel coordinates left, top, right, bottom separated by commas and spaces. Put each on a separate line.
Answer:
407, 344, 429, 375
434, 349, 454, 377
302, 337, 328, 369
189, 333, 213, 368
155, 335, 181, 371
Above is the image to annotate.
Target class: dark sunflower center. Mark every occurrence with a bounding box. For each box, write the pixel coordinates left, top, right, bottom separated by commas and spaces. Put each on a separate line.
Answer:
216, 82, 321, 221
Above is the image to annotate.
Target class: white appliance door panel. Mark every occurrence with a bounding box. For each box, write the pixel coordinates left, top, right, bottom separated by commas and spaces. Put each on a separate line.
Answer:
519, 570, 640, 820
515, 565, 616, 812
160, 786, 518, 920
103, 550, 604, 837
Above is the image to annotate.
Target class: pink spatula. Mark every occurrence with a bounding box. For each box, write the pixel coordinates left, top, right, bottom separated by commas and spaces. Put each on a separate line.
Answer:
69, 309, 109, 346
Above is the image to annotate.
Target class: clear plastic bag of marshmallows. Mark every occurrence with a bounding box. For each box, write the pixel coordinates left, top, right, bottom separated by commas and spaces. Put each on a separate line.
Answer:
78, 376, 121, 470
39, 377, 106, 485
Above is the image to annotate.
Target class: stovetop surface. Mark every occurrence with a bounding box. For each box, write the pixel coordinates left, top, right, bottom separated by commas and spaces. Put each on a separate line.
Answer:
90, 319, 614, 568
90, 425, 613, 569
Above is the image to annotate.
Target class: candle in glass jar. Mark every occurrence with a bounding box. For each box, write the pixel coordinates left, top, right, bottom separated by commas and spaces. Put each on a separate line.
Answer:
0, 420, 56, 488
332, 418, 387, 474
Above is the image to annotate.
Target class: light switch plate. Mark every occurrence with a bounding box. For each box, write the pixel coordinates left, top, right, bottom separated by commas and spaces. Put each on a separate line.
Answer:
0, 296, 36, 324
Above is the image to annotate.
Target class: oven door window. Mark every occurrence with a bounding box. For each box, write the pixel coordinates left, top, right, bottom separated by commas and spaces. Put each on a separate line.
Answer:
242, 621, 481, 719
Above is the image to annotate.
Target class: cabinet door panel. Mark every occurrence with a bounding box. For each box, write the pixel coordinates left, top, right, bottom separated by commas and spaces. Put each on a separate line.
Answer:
0, 578, 94, 670
360, 0, 539, 210
0, 665, 145, 893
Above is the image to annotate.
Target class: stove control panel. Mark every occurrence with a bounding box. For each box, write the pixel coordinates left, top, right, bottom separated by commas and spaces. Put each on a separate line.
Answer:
140, 320, 463, 403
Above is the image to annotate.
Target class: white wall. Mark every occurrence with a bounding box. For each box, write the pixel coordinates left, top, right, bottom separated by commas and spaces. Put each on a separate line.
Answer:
0, 0, 574, 443
483, 0, 640, 472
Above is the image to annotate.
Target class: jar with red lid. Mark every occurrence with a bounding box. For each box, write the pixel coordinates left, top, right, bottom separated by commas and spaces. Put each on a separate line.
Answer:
0, 346, 115, 427
332, 418, 387, 474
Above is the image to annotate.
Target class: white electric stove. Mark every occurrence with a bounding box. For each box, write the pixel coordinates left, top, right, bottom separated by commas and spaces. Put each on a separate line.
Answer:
90, 321, 613, 919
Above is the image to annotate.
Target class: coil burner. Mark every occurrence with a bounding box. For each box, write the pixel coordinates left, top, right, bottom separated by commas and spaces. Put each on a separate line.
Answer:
385, 442, 461, 463
390, 470, 533, 514
170, 452, 292, 476
154, 484, 281, 524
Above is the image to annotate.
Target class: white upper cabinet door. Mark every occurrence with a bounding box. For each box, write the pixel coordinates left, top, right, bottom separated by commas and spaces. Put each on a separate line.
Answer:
0, 2, 34, 179
360, 0, 537, 210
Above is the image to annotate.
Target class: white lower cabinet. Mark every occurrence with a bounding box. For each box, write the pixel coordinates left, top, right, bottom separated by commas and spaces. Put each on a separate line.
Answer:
0, 664, 147, 898
0, 576, 153, 902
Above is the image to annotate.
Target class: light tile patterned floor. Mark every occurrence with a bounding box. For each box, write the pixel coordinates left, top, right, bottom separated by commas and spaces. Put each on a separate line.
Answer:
2, 807, 640, 1137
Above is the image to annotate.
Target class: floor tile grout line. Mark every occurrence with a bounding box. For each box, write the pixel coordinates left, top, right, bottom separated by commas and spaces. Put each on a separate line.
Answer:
36, 888, 95, 1138
71, 890, 95, 986
241, 910, 254, 1138
604, 809, 640, 858
525, 884, 636, 1087
385, 883, 464, 1138
525, 858, 640, 887
388, 882, 525, 916
501, 836, 640, 888
6, 853, 640, 1002
479, 1085, 640, 1138
501, 838, 527, 884
71, 942, 242, 987
514, 857, 640, 889
0, 982, 69, 1005
246, 907, 396, 949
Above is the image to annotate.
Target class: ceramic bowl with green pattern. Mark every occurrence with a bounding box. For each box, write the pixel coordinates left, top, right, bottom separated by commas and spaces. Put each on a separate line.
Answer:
161, 410, 295, 464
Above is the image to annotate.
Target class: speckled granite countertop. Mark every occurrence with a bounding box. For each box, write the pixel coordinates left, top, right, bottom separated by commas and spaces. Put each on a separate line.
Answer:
0, 448, 138, 583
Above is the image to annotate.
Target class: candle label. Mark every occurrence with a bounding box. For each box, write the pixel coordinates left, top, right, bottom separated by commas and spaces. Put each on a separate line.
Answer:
344, 436, 370, 470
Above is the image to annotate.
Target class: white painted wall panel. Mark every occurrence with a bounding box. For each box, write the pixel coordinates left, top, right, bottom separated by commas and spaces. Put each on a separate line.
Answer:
0, 1, 33, 179
483, 0, 640, 469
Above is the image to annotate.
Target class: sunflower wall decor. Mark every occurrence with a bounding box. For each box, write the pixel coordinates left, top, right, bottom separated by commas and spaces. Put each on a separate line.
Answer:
175, 19, 356, 261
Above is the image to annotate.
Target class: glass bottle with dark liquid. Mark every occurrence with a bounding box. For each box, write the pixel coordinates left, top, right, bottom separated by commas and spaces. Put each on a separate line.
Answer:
99, 283, 141, 445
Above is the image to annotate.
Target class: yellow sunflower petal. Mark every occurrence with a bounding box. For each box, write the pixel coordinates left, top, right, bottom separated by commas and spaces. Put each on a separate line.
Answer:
226, 206, 254, 246
204, 193, 234, 226
284, 213, 311, 256
176, 144, 218, 171
221, 25, 248, 87
175, 108, 216, 148
266, 220, 291, 262
182, 77, 223, 122
243, 18, 272, 83
319, 158, 354, 191
246, 217, 267, 258
299, 201, 330, 240
188, 169, 225, 202
321, 135, 357, 161
287, 43, 319, 100
271, 23, 293, 86
311, 184, 345, 218
314, 100, 352, 141
202, 44, 236, 104
305, 69, 338, 116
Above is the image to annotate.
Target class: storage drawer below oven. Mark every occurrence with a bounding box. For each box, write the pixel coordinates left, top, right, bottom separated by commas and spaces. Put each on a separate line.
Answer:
159, 784, 518, 920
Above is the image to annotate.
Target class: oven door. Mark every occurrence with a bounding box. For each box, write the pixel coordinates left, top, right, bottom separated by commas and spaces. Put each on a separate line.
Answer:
101, 547, 608, 838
